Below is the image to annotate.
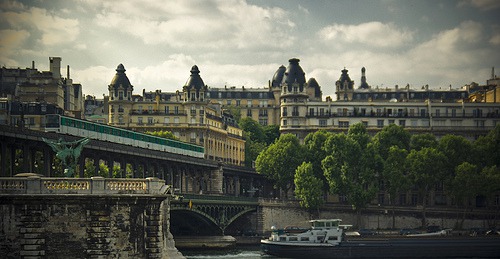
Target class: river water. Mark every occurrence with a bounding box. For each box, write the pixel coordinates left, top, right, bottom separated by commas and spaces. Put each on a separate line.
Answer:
180, 246, 274, 259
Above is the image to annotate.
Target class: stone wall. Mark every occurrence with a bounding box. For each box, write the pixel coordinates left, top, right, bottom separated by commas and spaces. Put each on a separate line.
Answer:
258, 199, 496, 234
0, 176, 184, 258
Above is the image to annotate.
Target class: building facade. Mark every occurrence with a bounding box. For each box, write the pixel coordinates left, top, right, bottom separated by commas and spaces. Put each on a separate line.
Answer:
107, 64, 245, 166
0, 57, 84, 129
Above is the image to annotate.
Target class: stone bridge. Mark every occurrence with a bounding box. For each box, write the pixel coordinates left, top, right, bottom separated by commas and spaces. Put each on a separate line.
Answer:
0, 176, 183, 258
171, 194, 260, 235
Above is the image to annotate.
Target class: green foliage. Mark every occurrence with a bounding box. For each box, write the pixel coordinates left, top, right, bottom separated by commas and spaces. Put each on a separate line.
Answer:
410, 133, 438, 151
224, 106, 242, 123
451, 162, 482, 205
372, 124, 411, 160
438, 135, 472, 170
239, 117, 280, 167
263, 124, 280, 145
239, 117, 266, 143
383, 146, 410, 205
481, 165, 500, 203
145, 130, 178, 140
472, 125, 500, 168
255, 134, 304, 198
303, 130, 332, 192
406, 147, 447, 199
322, 130, 381, 211
294, 162, 324, 210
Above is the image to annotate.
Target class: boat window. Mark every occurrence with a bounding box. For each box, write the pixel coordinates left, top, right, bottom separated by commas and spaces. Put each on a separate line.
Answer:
279, 237, 286, 242
328, 236, 339, 240
325, 222, 331, 228
317, 236, 325, 241
300, 237, 309, 241
288, 237, 298, 241
315, 222, 325, 228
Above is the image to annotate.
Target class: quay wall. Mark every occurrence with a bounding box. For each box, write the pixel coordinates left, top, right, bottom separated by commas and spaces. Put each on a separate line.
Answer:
259, 199, 496, 234
0, 176, 183, 259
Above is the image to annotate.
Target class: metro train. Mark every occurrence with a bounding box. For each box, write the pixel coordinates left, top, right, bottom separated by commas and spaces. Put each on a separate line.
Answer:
45, 114, 205, 158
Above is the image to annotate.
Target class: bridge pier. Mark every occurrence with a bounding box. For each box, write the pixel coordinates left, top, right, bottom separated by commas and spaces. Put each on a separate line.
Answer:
0, 176, 184, 258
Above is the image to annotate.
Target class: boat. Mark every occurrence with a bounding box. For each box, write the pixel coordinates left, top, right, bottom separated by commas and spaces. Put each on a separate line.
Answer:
260, 219, 500, 258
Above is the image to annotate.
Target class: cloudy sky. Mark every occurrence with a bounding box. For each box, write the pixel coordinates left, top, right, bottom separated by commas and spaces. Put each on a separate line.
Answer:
1, 0, 499, 99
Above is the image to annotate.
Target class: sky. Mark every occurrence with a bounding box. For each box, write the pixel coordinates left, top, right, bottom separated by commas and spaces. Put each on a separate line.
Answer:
1, 0, 499, 100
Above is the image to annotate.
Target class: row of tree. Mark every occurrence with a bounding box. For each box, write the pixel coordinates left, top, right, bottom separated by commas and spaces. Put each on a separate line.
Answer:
255, 123, 500, 228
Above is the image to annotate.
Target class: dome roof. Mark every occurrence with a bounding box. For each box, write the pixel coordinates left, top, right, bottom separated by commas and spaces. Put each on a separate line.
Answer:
271, 65, 286, 88
307, 78, 322, 98
336, 68, 354, 90
183, 65, 206, 91
282, 58, 306, 92
109, 64, 132, 89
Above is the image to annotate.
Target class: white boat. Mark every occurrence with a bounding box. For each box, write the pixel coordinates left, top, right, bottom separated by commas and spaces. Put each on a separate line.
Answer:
260, 219, 500, 258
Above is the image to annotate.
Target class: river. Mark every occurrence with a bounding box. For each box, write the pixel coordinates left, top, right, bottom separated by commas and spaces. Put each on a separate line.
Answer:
180, 246, 275, 259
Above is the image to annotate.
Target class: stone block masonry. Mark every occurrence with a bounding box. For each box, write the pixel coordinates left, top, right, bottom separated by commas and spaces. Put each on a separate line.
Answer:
0, 176, 184, 258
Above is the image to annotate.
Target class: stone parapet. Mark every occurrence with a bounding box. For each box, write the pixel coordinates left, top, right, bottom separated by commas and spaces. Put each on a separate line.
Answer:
0, 176, 167, 195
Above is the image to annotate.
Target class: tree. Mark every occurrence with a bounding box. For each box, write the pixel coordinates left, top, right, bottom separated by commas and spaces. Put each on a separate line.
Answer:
451, 162, 482, 229
239, 117, 266, 143
438, 135, 472, 169
145, 130, 178, 140
410, 133, 438, 151
294, 162, 324, 211
406, 147, 447, 227
372, 124, 411, 160
347, 123, 370, 148
239, 117, 267, 167
322, 132, 381, 227
473, 125, 500, 168
303, 130, 332, 193
224, 105, 242, 123
383, 146, 410, 228
263, 124, 280, 145
255, 134, 304, 198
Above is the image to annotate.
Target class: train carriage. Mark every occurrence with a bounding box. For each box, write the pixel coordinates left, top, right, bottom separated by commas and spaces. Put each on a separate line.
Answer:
45, 114, 205, 158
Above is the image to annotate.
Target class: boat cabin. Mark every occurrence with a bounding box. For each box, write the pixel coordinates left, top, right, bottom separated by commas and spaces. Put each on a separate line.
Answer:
268, 219, 348, 245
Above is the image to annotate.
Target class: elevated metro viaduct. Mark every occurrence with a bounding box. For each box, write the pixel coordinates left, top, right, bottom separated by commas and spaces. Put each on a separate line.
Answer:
0, 124, 273, 235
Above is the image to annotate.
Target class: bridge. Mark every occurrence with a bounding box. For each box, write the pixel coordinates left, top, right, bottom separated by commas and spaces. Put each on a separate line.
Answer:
0, 124, 272, 235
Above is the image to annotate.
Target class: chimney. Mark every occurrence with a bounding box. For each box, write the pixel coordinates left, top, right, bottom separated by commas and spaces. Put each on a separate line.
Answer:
49, 57, 61, 79
67, 65, 70, 79
32, 61, 35, 69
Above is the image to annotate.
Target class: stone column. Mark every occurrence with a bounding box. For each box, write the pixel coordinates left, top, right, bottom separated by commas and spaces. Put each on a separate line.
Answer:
210, 164, 224, 195
22, 144, 32, 173
0, 141, 6, 176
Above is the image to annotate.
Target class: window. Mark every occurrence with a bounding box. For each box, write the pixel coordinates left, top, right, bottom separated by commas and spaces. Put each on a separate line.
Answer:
247, 109, 252, 116
174, 117, 179, 124
164, 117, 170, 124
309, 108, 314, 116
292, 107, 299, 116
148, 106, 153, 113
227, 100, 232, 105
283, 119, 287, 126
247, 100, 252, 107
377, 120, 384, 128
435, 109, 440, 117
259, 118, 268, 126
319, 119, 327, 127
174, 106, 179, 115
190, 106, 196, 115
138, 117, 143, 125
282, 107, 287, 116
236, 100, 241, 106
319, 108, 325, 116
399, 120, 406, 127
165, 106, 170, 114
147, 117, 153, 124
339, 121, 349, 128
451, 109, 456, 117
